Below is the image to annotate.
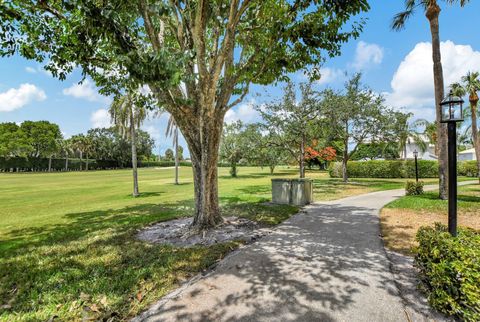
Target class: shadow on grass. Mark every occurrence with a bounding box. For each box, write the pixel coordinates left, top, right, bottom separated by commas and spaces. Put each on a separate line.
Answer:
237, 184, 271, 195
132, 192, 165, 198
0, 195, 299, 321
218, 170, 296, 180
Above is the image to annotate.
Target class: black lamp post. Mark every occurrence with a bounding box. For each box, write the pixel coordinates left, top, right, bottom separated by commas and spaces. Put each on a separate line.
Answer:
413, 149, 419, 183
440, 90, 464, 237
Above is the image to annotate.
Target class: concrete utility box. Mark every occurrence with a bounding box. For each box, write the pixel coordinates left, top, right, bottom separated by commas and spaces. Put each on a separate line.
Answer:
271, 178, 313, 206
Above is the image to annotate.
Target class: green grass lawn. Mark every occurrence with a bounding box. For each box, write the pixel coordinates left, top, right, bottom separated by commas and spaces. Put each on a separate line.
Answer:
0, 166, 461, 321
384, 184, 480, 212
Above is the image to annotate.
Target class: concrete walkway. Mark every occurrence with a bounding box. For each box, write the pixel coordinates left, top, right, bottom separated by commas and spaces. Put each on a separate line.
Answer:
134, 183, 475, 322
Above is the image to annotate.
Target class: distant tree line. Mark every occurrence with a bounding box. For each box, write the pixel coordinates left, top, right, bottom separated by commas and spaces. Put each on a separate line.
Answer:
0, 121, 154, 172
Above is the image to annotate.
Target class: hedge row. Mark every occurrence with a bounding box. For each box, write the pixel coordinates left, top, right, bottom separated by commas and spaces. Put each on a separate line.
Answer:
328, 160, 478, 178
415, 224, 480, 321
0, 157, 193, 172
0, 157, 119, 172
137, 160, 191, 167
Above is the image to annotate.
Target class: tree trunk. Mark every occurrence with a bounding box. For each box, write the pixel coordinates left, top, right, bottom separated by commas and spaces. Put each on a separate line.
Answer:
427, 2, 448, 199
269, 165, 275, 174
86, 153, 89, 171
230, 162, 237, 177
181, 112, 224, 229
65, 154, 69, 171
174, 127, 179, 185
342, 130, 349, 183
48, 156, 52, 172
131, 123, 140, 197
470, 97, 480, 183
299, 136, 305, 178
342, 156, 349, 183
79, 151, 83, 171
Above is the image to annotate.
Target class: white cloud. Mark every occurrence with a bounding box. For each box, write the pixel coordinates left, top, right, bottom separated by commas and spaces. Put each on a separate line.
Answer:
63, 79, 110, 103
25, 67, 37, 74
90, 109, 111, 128
352, 41, 384, 70
384, 41, 480, 118
224, 100, 261, 124
143, 124, 161, 140
317, 67, 344, 85
0, 84, 47, 112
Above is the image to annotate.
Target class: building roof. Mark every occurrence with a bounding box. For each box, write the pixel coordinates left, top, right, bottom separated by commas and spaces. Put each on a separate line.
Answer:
459, 148, 476, 155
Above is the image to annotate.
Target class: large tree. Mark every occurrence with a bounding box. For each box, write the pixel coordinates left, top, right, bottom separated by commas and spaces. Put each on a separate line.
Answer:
322, 74, 394, 182
2, 0, 369, 228
392, 0, 471, 199
258, 81, 322, 178
0, 122, 32, 157
20, 120, 62, 171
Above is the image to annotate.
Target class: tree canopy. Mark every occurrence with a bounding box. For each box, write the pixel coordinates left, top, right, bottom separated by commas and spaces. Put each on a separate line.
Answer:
1, 0, 370, 227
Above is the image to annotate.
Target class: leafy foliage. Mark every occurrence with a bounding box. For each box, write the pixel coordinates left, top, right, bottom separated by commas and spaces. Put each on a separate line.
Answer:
329, 160, 440, 179
0, 122, 33, 157
164, 148, 174, 161
350, 142, 400, 161
2, 121, 63, 158
320, 74, 401, 181
1, 0, 371, 226
258, 81, 323, 177
458, 160, 479, 177
405, 180, 424, 195
415, 223, 480, 321
0, 121, 155, 170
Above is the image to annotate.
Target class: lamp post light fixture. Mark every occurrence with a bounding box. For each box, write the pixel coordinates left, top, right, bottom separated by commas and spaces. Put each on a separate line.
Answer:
440, 90, 464, 237
413, 149, 419, 183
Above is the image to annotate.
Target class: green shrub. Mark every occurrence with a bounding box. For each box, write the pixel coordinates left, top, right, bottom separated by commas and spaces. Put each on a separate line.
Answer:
328, 160, 438, 178
328, 162, 343, 178
415, 224, 480, 321
405, 180, 424, 195
458, 160, 479, 178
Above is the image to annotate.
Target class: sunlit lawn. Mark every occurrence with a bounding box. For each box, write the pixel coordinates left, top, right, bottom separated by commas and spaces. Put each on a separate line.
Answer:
0, 166, 461, 321
381, 184, 480, 255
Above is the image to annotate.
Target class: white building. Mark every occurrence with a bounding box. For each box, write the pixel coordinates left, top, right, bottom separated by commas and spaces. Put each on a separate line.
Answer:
458, 148, 477, 161
401, 138, 437, 160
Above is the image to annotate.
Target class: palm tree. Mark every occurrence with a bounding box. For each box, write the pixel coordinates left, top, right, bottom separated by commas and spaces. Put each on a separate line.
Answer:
109, 94, 147, 197
414, 119, 438, 154
395, 112, 428, 160
59, 139, 73, 171
165, 115, 180, 185
392, 0, 470, 199
451, 71, 480, 182
70, 134, 87, 171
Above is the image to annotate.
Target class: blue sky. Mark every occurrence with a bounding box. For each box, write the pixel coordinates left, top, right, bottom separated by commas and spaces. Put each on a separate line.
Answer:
1, 0, 479, 156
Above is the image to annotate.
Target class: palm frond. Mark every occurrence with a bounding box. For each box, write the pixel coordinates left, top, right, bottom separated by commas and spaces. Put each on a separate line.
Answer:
450, 82, 466, 97
391, 0, 418, 31
165, 115, 177, 138
109, 93, 147, 140
444, 0, 470, 7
